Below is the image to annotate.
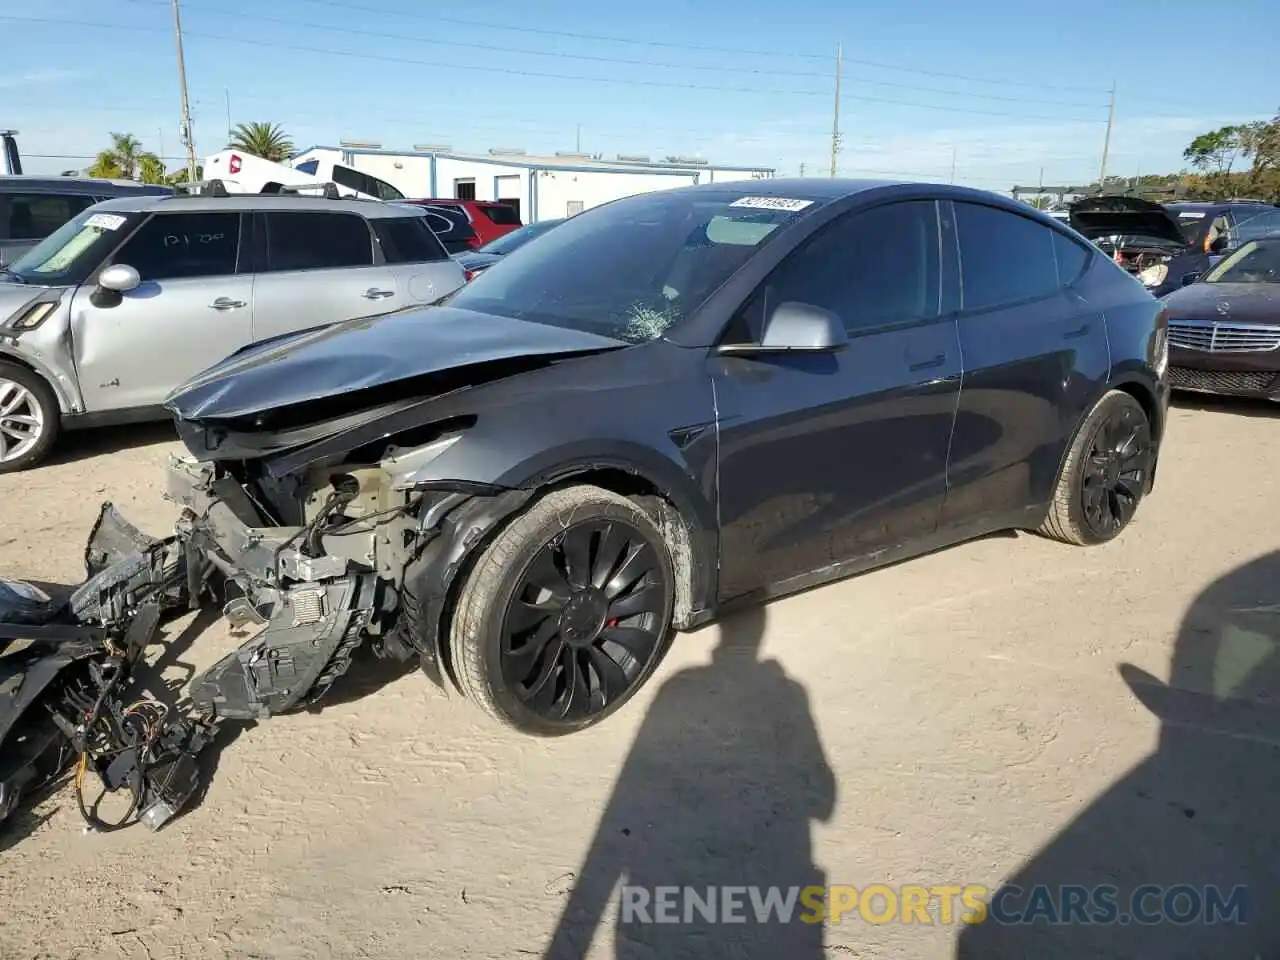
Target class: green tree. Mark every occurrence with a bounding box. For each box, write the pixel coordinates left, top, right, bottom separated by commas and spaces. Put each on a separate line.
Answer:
87, 132, 162, 181
227, 122, 294, 162
138, 155, 168, 185
1182, 126, 1244, 175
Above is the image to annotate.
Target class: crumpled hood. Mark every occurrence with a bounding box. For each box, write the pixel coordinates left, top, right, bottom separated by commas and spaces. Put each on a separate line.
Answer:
165, 305, 625, 422
1069, 196, 1189, 247
1162, 282, 1280, 324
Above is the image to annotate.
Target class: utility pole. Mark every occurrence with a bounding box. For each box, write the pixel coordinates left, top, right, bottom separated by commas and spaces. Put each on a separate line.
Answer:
1097, 81, 1115, 189
950, 145, 957, 184
171, 0, 198, 182
225, 88, 232, 138
829, 42, 842, 178
576, 124, 581, 153
799, 161, 806, 177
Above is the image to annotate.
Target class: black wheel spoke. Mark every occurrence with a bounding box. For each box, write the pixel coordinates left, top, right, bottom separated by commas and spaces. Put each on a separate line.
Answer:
555, 649, 591, 720
604, 543, 656, 601
590, 522, 630, 589
587, 646, 630, 707
524, 548, 573, 602
607, 580, 663, 619
524, 638, 567, 710
506, 597, 558, 636
560, 526, 594, 589
504, 614, 560, 679
601, 626, 657, 675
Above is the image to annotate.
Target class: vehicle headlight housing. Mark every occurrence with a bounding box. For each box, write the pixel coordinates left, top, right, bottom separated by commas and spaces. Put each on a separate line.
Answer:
1137, 263, 1169, 288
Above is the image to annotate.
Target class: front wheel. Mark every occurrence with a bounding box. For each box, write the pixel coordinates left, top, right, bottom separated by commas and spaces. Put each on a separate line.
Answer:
447, 485, 676, 735
1039, 389, 1154, 546
0, 361, 60, 474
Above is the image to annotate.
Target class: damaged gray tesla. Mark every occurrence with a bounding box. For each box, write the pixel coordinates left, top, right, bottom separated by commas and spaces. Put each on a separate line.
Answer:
0, 179, 1169, 832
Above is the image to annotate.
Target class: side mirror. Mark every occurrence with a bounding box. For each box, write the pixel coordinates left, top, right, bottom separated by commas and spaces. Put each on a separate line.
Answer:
1181, 271, 1202, 287
718, 301, 849, 355
98, 264, 140, 292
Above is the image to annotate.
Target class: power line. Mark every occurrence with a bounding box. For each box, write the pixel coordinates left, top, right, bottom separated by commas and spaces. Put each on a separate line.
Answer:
0, 15, 1107, 123
272, 0, 1112, 95
127, 0, 1106, 109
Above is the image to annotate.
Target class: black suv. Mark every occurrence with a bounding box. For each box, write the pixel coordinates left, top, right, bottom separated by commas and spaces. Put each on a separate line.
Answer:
1069, 196, 1280, 297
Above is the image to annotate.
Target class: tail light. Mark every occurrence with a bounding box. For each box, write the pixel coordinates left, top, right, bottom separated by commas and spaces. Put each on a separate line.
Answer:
463, 268, 480, 282
229, 153, 242, 175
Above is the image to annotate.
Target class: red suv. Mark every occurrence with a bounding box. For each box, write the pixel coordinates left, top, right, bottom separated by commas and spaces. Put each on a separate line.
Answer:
401, 199, 523, 248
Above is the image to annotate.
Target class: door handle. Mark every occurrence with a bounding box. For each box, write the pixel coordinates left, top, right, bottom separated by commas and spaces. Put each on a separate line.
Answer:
1063, 323, 1091, 339
209, 297, 246, 310
363, 288, 395, 300
908, 353, 946, 372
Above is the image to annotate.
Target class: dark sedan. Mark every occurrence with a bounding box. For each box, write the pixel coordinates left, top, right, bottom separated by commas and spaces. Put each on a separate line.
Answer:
453, 217, 565, 278
1165, 237, 1280, 400
86, 178, 1168, 738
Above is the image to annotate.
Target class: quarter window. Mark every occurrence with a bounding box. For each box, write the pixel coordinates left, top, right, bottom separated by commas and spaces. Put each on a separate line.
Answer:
372, 216, 448, 263
1233, 209, 1280, 244
746, 200, 941, 337
264, 212, 373, 271
955, 201, 1059, 311
113, 212, 241, 281
1052, 231, 1090, 285
330, 163, 405, 201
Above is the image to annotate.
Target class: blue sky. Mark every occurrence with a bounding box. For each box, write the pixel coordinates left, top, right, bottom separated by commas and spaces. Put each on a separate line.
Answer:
2, 0, 1277, 189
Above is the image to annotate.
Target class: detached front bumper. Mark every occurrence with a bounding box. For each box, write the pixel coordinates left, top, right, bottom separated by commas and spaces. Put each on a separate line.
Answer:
163, 457, 380, 720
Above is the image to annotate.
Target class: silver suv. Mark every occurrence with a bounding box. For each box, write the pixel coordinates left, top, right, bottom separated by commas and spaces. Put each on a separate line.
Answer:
0, 193, 466, 471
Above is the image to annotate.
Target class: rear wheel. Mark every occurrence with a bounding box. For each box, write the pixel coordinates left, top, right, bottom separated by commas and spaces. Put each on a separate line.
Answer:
1039, 390, 1153, 546
448, 485, 676, 735
0, 361, 59, 474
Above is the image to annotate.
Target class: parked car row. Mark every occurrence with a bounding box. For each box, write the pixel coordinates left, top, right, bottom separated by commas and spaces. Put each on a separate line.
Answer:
1066, 194, 1280, 403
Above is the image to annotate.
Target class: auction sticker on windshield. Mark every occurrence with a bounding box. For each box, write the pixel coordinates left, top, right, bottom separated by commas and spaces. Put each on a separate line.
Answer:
85, 213, 128, 231
730, 196, 814, 212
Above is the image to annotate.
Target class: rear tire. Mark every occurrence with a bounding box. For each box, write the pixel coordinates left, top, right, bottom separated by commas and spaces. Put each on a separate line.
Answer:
0, 361, 60, 474
1039, 389, 1152, 546
448, 485, 676, 736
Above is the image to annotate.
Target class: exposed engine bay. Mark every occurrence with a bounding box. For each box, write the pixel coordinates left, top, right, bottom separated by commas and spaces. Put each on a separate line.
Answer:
0, 449, 531, 833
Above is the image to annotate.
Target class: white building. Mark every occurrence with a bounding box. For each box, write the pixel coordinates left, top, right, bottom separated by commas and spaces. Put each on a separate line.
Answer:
289, 144, 775, 222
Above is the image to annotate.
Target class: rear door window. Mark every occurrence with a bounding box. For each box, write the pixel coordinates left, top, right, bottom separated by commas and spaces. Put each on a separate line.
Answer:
372, 216, 449, 263
0, 192, 97, 241
955, 201, 1060, 311
1052, 231, 1091, 285
481, 203, 522, 226
112, 211, 242, 281
1233, 209, 1280, 244
263, 211, 374, 271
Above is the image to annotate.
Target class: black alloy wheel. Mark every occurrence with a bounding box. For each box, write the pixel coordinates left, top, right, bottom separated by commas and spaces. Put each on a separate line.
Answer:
447, 485, 677, 734
1080, 402, 1153, 538
501, 518, 668, 723
1039, 389, 1154, 546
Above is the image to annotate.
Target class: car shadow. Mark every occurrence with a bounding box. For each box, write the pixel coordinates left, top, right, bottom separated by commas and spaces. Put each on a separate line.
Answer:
1171, 393, 1280, 420
47, 421, 178, 467
955, 549, 1280, 958
541, 604, 837, 959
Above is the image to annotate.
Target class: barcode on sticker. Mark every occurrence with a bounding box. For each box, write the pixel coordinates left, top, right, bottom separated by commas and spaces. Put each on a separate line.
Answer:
729, 196, 813, 212
86, 213, 128, 231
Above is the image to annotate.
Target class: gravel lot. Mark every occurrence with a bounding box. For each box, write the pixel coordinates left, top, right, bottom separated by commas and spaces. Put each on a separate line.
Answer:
2, 397, 1278, 959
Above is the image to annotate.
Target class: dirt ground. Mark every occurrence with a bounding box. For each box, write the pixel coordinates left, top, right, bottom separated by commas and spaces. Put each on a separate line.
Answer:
2, 398, 1279, 960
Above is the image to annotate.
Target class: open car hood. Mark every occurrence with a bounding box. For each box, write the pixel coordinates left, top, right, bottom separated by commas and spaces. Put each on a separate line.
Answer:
164, 305, 626, 423
1068, 196, 1189, 246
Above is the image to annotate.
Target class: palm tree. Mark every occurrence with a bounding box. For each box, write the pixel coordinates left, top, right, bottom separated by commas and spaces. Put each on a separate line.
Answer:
138, 155, 168, 185
227, 122, 294, 162
87, 132, 162, 181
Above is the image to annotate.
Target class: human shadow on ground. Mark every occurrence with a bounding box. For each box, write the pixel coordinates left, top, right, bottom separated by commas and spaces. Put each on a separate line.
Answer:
46, 420, 178, 467
956, 549, 1280, 958
542, 604, 837, 960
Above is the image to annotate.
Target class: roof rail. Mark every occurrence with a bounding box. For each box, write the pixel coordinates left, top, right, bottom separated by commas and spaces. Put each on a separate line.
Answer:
275, 181, 343, 199
172, 178, 231, 197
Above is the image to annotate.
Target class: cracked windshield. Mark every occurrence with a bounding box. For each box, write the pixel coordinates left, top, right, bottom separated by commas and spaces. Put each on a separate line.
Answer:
446, 191, 819, 342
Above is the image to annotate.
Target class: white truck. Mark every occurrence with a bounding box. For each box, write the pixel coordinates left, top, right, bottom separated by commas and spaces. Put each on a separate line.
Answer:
202, 150, 406, 201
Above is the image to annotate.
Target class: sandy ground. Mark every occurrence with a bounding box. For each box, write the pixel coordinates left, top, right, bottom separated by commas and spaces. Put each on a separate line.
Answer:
2, 397, 1279, 960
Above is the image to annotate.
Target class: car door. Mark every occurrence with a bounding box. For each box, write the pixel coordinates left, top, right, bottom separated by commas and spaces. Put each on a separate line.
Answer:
250, 210, 406, 342
70, 209, 253, 413
712, 199, 962, 602
939, 200, 1109, 531
370, 214, 466, 304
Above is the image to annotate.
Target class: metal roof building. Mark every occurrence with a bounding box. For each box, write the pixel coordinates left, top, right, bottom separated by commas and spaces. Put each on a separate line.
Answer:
290, 143, 775, 222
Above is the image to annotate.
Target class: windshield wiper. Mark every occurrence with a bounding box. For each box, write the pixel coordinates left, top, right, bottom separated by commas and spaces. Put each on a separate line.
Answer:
0, 267, 26, 285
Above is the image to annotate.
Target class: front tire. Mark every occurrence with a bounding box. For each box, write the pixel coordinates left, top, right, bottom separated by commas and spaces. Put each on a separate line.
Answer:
1039, 389, 1153, 546
0, 361, 60, 474
448, 485, 676, 735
